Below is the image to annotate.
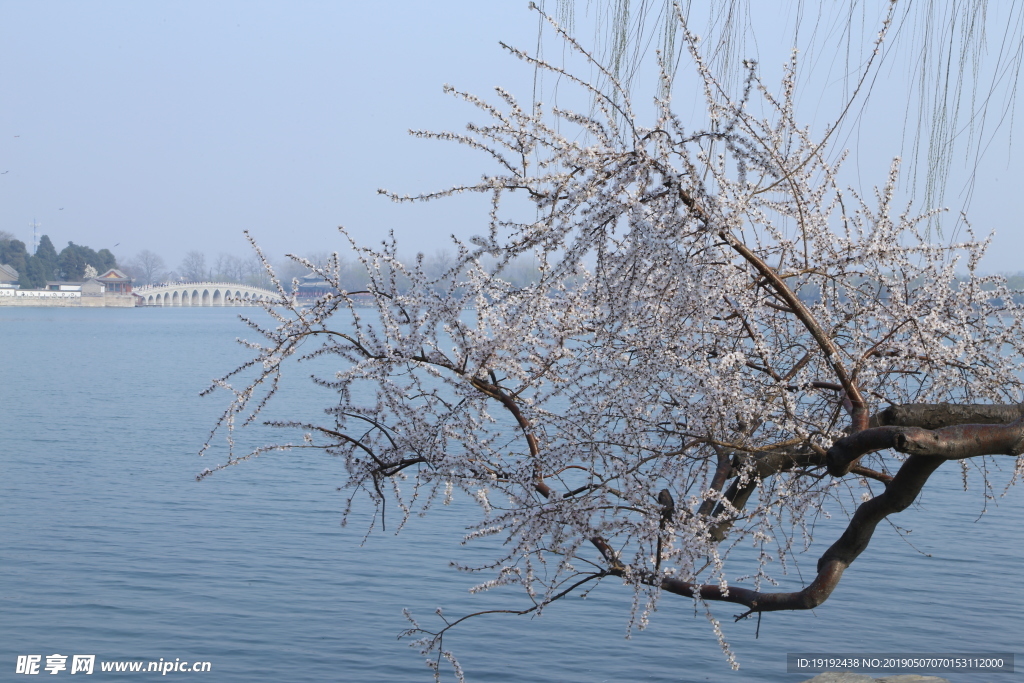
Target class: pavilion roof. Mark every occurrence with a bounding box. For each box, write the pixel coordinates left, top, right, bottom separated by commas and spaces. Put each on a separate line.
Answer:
96, 268, 131, 282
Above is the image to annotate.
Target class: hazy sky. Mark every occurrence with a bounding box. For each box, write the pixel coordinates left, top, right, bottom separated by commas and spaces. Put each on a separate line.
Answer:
2, 1, 1022, 273
0, 1, 541, 269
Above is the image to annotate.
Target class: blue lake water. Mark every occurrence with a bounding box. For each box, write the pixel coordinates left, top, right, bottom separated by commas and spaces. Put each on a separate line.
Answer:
1, 306, 1021, 682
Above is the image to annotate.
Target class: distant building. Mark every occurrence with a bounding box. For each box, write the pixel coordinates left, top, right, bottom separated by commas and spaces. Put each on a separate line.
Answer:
0, 266, 136, 307
95, 269, 133, 294
296, 272, 332, 299
82, 279, 105, 297
45, 281, 83, 292
0, 263, 17, 289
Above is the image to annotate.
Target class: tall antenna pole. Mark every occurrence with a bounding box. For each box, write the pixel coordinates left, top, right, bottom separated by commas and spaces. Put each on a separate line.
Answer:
29, 218, 40, 254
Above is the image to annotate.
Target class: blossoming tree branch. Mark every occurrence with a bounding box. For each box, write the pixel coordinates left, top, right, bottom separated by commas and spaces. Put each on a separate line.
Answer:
204, 4, 1024, 676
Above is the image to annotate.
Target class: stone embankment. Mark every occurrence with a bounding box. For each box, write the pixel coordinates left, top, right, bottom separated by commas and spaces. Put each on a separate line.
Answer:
0, 290, 135, 307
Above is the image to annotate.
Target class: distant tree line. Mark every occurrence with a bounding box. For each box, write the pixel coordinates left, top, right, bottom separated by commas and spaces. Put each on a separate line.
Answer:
274, 249, 544, 295
0, 233, 548, 293
122, 249, 276, 288
119, 247, 543, 294
6, 232, 1022, 301
0, 231, 117, 289
123, 249, 361, 290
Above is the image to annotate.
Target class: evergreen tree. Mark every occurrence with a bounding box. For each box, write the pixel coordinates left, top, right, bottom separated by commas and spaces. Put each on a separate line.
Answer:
20, 255, 48, 289
0, 238, 29, 279
94, 248, 117, 272
53, 241, 120, 280
35, 235, 59, 273
58, 242, 88, 281
4, 236, 118, 282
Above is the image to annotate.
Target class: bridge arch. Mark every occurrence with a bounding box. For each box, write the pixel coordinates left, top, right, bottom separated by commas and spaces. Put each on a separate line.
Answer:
133, 282, 278, 307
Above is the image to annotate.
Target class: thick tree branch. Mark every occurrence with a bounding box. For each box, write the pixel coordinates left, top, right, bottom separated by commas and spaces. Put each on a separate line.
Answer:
600, 454, 943, 616
828, 416, 1024, 476
872, 402, 1024, 430
659, 560, 846, 614
697, 447, 734, 517
708, 447, 823, 542
818, 455, 942, 570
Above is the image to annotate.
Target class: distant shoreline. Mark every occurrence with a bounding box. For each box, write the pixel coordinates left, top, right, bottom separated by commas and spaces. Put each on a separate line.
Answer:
0, 290, 134, 307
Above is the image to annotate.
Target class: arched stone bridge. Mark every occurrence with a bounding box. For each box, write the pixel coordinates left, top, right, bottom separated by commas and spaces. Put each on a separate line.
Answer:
134, 282, 279, 307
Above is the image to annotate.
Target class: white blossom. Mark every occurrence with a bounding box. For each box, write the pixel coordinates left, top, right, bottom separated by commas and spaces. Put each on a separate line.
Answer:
203, 5, 1024, 678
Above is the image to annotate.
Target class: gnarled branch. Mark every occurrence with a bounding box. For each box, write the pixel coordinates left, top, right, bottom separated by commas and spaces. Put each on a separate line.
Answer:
828, 416, 1024, 476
